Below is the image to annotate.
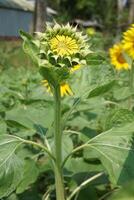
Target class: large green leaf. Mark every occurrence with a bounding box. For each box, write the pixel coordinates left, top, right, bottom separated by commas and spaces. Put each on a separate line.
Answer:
16, 158, 39, 194
84, 123, 134, 185
65, 158, 103, 174
6, 106, 53, 136
0, 135, 24, 198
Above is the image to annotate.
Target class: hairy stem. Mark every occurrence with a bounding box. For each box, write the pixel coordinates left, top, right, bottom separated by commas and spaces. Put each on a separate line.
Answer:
54, 85, 65, 200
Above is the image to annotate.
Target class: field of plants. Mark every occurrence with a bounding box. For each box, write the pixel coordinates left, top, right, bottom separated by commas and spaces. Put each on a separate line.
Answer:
1, 24, 134, 200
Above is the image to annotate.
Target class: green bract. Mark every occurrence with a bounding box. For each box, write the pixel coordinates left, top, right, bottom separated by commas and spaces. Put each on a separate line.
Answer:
20, 23, 90, 86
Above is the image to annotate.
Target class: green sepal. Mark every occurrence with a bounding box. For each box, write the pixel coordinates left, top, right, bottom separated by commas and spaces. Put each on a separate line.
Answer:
39, 65, 70, 86
55, 66, 70, 83
39, 66, 58, 86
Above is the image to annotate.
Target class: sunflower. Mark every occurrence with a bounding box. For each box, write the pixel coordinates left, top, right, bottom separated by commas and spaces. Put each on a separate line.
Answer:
109, 43, 129, 70
38, 23, 90, 70
122, 24, 134, 59
42, 80, 73, 97
21, 23, 90, 86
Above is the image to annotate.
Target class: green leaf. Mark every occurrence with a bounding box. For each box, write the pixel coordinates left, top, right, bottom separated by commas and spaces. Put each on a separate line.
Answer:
113, 86, 131, 100
77, 187, 98, 200
39, 66, 57, 86
6, 193, 18, 200
105, 109, 134, 129
39, 65, 69, 86
34, 124, 48, 137
108, 181, 134, 200
0, 135, 23, 198
16, 158, 39, 194
0, 120, 7, 134
87, 80, 116, 98
86, 53, 106, 65
65, 158, 103, 174
6, 106, 53, 136
20, 30, 40, 65
62, 135, 74, 160
84, 122, 134, 185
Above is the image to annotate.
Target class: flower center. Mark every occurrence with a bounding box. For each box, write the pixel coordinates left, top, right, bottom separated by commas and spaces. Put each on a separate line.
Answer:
58, 41, 68, 50
117, 53, 126, 64
50, 35, 79, 56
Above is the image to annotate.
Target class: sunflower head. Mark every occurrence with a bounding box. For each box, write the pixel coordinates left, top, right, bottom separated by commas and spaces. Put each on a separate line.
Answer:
20, 23, 90, 87
109, 43, 129, 70
122, 24, 134, 59
38, 23, 90, 68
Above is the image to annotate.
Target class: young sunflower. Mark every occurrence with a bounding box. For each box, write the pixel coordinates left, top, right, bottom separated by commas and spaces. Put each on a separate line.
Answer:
109, 43, 129, 70
38, 23, 89, 62
21, 23, 90, 88
122, 24, 134, 59
37, 23, 90, 83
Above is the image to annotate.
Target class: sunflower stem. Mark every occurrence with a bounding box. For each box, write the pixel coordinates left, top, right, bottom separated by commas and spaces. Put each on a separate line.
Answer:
129, 61, 134, 110
53, 84, 66, 200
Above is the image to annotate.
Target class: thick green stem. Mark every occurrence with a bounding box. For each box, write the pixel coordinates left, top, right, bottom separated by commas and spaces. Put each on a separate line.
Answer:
54, 85, 65, 200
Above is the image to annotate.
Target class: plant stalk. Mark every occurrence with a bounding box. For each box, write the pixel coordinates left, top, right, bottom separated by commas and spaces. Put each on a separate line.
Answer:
54, 84, 65, 200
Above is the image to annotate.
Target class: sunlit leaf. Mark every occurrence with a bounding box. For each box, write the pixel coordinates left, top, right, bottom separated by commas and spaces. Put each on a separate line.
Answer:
84, 122, 134, 185
0, 135, 23, 198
